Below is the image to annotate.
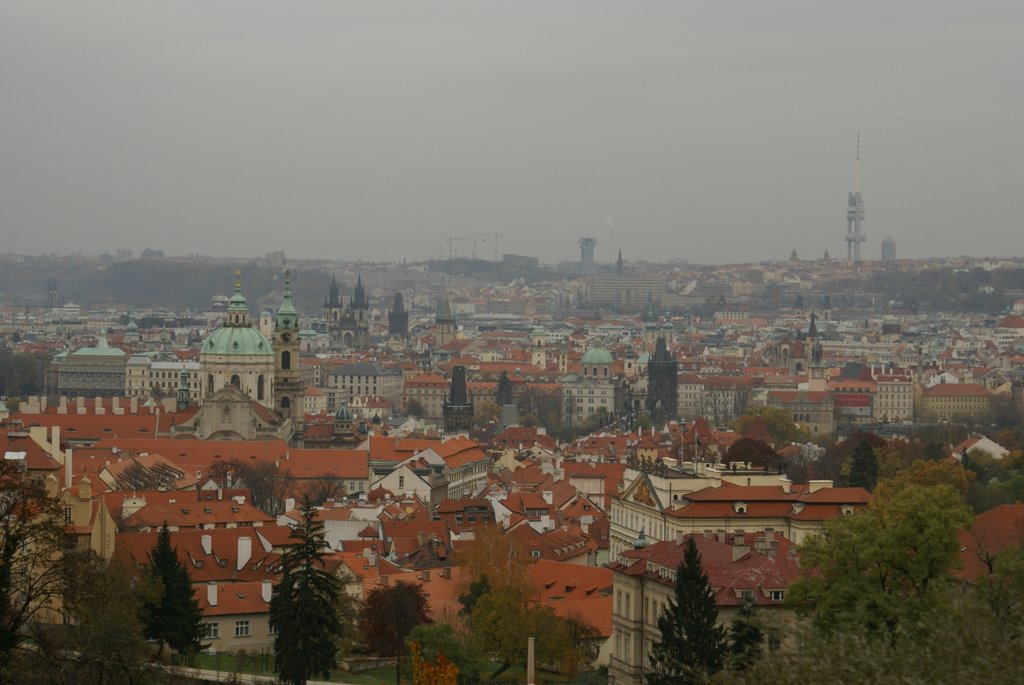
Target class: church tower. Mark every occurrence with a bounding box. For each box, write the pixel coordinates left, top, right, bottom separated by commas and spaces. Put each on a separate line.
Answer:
807, 311, 827, 391
443, 365, 474, 434
646, 336, 678, 424
435, 295, 456, 347
350, 274, 370, 348
273, 270, 305, 427
46, 276, 60, 308
388, 292, 409, 339
324, 274, 344, 347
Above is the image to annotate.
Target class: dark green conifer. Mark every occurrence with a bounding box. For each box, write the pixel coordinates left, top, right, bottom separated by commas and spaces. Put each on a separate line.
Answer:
271, 498, 345, 685
143, 524, 204, 658
647, 536, 727, 685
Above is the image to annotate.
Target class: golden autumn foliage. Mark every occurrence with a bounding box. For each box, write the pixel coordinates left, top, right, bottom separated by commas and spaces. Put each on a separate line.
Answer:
410, 640, 459, 685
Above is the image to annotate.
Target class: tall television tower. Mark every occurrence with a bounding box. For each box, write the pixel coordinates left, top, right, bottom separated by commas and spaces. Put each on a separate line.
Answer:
845, 134, 866, 261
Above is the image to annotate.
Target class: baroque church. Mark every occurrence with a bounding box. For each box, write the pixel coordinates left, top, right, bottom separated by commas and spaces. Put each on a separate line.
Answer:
324, 274, 370, 348
173, 272, 305, 441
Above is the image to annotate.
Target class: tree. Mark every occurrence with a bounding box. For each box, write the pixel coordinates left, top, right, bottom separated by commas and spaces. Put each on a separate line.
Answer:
732, 407, 809, 447
727, 595, 763, 670
360, 581, 431, 685
847, 440, 879, 491
457, 574, 491, 616
468, 586, 583, 679
496, 371, 513, 407
453, 524, 531, 596
211, 459, 290, 516
15, 552, 158, 685
472, 400, 501, 429
787, 482, 972, 638
406, 624, 483, 685
406, 398, 426, 418
0, 463, 64, 670
724, 438, 779, 468
142, 524, 204, 659
271, 498, 347, 685
410, 640, 459, 685
648, 537, 728, 685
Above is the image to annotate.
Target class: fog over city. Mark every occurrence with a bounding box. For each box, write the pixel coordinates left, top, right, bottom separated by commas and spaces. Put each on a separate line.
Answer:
2, 1, 1021, 264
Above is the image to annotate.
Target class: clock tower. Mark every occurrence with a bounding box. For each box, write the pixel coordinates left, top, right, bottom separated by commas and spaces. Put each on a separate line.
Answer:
273, 270, 305, 430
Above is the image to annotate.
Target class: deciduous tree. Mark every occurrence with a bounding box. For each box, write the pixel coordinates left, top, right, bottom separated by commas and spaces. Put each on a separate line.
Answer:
0, 463, 64, 670
360, 581, 431, 685
732, 407, 809, 447
788, 482, 972, 637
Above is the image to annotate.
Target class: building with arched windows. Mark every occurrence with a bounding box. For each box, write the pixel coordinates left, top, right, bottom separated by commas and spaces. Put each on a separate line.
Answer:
560, 346, 628, 428
198, 275, 276, 408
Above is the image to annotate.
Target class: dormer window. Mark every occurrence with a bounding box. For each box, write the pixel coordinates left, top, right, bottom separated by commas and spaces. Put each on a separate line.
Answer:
733, 502, 748, 515
840, 505, 854, 516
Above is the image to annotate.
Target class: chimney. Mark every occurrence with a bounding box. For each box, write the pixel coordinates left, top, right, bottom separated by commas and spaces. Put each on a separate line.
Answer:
112, 397, 121, 415
50, 426, 61, 456
95, 396, 105, 415
261, 579, 272, 604
201, 534, 213, 555
78, 475, 91, 500
416, 531, 427, 548
421, 569, 431, 581
777, 476, 792, 494
733, 539, 750, 562
808, 479, 834, 494
365, 550, 377, 566
76, 396, 86, 414
64, 447, 73, 489
207, 582, 218, 607
237, 536, 252, 571
284, 497, 295, 512
130, 396, 138, 413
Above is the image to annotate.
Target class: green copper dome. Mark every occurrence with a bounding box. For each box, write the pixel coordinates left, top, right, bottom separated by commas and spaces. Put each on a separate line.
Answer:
335, 403, 353, 421
202, 326, 272, 356
581, 347, 613, 365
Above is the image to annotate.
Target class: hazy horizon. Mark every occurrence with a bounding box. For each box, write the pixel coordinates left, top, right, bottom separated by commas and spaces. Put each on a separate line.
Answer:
2, 1, 1022, 264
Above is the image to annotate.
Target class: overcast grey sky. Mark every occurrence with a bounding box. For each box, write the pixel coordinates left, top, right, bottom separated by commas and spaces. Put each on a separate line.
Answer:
2, 1, 1022, 264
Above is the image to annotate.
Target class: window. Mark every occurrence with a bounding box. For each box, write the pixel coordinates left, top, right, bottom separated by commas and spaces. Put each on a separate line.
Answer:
63, 507, 73, 524
531, 550, 541, 559
269, 621, 278, 636
768, 590, 785, 601
203, 622, 219, 639
235, 620, 250, 637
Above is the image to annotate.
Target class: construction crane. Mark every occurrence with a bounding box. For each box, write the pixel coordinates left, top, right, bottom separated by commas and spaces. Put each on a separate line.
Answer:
440, 234, 489, 260
493, 232, 505, 262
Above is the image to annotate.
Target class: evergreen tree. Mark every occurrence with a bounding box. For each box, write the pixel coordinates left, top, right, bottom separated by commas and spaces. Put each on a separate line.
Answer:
496, 371, 513, 407
848, 440, 879, 491
271, 498, 345, 685
647, 537, 727, 685
143, 524, 204, 658
728, 595, 764, 670
457, 573, 491, 616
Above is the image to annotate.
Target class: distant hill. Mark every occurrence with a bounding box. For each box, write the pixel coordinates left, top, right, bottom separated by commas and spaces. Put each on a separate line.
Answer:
0, 258, 332, 312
